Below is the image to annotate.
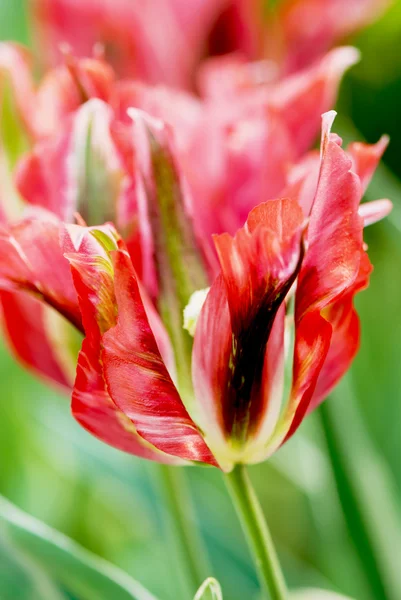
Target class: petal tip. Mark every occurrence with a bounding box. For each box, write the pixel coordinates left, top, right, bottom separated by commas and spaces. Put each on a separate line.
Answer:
127, 107, 165, 132
321, 111, 338, 154
327, 46, 361, 74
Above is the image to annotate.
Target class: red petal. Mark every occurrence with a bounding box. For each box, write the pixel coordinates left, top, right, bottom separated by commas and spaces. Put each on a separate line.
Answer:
348, 135, 389, 194
296, 112, 364, 318
214, 199, 304, 331
70, 258, 183, 463
283, 140, 391, 225
308, 248, 372, 410
269, 47, 360, 155
0, 290, 77, 390
282, 311, 332, 442
0, 217, 81, 330
102, 251, 217, 465
66, 225, 184, 462
205, 0, 264, 59
193, 199, 304, 448
286, 115, 378, 434
310, 298, 359, 411
189, 49, 355, 245
15, 127, 75, 222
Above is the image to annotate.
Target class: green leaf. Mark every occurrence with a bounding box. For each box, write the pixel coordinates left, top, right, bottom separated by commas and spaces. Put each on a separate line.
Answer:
319, 377, 401, 600
194, 578, 223, 600
0, 533, 67, 600
0, 494, 159, 600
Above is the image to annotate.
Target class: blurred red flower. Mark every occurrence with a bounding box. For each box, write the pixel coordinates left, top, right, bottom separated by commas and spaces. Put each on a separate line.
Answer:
29, 0, 392, 88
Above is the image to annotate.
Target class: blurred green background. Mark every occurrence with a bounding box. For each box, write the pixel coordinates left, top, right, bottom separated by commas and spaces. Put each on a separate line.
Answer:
0, 1, 400, 599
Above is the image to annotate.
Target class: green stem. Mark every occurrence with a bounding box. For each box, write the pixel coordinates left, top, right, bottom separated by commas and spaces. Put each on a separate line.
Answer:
155, 464, 210, 598
225, 465, 287, 600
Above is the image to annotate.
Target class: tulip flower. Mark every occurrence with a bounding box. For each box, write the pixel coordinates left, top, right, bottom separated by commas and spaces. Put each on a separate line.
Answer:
0, 111, 391, 470
29, 0, 392, 88
0, 108, 391, 600
0, 40, 360, 391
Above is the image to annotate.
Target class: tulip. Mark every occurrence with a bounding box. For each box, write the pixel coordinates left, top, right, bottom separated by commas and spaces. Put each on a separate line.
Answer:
0, 109, 391, 600
0, 41, 360, 391
29, 0, 392, 88
0, 111, 390, 470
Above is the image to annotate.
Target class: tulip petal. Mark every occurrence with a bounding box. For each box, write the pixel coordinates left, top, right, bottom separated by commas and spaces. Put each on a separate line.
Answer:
284, 115, 379, 437
310, 299, 359, 411
70, 270, 184, 464
0, 291, 79, 390
192, 199, 304, 462
190, 48, 356, 244
130, 110, 209, 397
214, 199, 304, 332
348, 135, 389, 194
65, 225, 215, 464
15, 126, 74, 221
269, 46, 360, 155
102, 250, 217, 465
282, 311, 332, 443
358, 198, 393, 227
0, 216, 81, 330
0, 43, 35, 222
65, 225, 185, 463
308, 249, 372, 410
296, 112, 364, 318
284, 137, 392, 224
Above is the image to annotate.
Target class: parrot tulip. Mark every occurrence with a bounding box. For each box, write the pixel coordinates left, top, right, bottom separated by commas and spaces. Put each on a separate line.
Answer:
0, 112, 391, 469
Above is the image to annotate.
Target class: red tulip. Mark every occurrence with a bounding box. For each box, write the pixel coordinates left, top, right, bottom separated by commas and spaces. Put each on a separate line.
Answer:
0, 38, 362, 391
0, 112, 390, 468
29, 0, 391, 88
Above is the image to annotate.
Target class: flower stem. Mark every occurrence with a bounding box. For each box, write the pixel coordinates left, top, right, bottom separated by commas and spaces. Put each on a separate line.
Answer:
225, 464, 287, 600
155, 464, 210, 598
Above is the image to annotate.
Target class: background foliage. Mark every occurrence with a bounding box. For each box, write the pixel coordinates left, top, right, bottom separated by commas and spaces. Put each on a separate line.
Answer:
0, 1, 400, 599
